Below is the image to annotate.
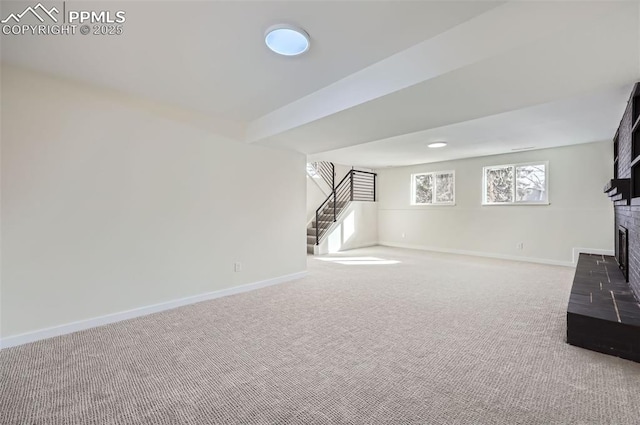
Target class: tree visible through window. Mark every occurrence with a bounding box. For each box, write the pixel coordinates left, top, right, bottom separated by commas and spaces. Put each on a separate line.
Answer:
412, 171, 455, 205
435, 173, 454, 203
516, 164, 546, 202
485, 166, 514, 203
414, 173, 433, 204
483, 162, 547, 204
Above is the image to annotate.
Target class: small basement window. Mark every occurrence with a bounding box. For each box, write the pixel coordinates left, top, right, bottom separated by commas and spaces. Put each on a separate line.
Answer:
411, 171, 455, 205
483, 162, 548, 205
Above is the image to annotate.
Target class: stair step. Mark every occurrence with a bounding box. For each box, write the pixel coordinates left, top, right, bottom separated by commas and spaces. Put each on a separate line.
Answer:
312, 222, 333, 228
307, 235, 316, 244
315, 211, 337, 217
312, 214, 340, 221
317, 211, 343, 220
319, 206, 346, 213
307, 244, 315, 254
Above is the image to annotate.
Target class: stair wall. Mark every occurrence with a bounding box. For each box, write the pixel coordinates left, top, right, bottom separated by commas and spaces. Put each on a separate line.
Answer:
308, 201, 378, 255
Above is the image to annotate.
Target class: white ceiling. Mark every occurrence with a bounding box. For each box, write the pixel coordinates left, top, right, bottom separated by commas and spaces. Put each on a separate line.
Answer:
2, 1, 639, 168
310, 87, 632, 168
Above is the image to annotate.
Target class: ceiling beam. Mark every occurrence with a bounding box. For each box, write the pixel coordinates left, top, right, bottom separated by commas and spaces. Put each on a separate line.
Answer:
245, 1, 620, 144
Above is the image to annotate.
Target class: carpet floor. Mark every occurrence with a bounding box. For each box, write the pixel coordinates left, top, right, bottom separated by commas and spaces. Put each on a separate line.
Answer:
2, 247, 640, 424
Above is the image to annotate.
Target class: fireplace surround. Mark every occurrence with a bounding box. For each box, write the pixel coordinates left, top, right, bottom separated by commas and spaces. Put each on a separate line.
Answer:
567, 82, 640, 363
618, 225, 629, 281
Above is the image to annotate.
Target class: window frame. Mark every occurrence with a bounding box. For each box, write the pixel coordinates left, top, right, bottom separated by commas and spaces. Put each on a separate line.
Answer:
410, 170, 456, 206
482, 161, 549, 206
306, 163, 320, 179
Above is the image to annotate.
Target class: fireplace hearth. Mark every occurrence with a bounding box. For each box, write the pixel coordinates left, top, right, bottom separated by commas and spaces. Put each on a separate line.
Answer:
567, 254, 640, 363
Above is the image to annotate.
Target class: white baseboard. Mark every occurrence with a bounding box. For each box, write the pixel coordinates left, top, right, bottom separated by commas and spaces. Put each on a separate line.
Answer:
334, 243, 379, 253
0, 271, 307, 350
378, 241, 589, 267
572, 247, 615, 264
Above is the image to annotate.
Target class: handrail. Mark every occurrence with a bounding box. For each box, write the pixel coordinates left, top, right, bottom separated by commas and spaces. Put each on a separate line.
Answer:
335, 168, 353, 189
314, 169, 377, 245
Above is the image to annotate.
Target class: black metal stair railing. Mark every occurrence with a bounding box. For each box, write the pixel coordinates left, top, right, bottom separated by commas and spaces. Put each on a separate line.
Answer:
311, 161, 335, 191
314, 170, 377, 245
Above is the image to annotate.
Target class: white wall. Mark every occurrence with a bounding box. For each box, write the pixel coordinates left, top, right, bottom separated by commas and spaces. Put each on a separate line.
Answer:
334, 163, 353, 184
306, 176, 328, 223
377, 142, 614, 265
1, 66, 307, 339
316, 201, 378, 254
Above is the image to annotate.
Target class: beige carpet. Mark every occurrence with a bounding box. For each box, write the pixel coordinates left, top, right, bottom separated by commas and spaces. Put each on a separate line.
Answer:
2, 246, 640, 424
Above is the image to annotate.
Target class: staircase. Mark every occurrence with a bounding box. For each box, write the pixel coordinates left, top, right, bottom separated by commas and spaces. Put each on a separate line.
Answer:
307, 168, 377, 254
306, 199, 349, 253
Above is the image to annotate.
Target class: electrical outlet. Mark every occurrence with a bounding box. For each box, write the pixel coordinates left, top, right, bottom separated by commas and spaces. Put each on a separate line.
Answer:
517, 242, 524, 250
401, 232, 406, 238
234, 262, 242, 272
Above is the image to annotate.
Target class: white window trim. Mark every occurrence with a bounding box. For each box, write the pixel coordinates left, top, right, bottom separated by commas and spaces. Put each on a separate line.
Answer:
410, 170, 456, 206
482, 161, 549, 206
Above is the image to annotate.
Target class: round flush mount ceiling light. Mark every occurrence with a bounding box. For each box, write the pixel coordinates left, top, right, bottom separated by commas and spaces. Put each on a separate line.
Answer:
265, 24, 310, 56
428, 142, 448, 148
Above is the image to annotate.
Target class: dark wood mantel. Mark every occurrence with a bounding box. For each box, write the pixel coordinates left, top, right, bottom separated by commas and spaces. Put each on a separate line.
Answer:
604, 178, 630, 205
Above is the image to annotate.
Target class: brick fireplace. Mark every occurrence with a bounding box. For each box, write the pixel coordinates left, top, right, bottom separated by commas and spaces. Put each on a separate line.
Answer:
607, 82, 640, 299
567, 82, 640, 363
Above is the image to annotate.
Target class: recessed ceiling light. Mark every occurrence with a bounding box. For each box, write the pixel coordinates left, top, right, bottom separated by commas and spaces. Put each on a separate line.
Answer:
428, 142, 447, 148
265, 24, 310, 56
